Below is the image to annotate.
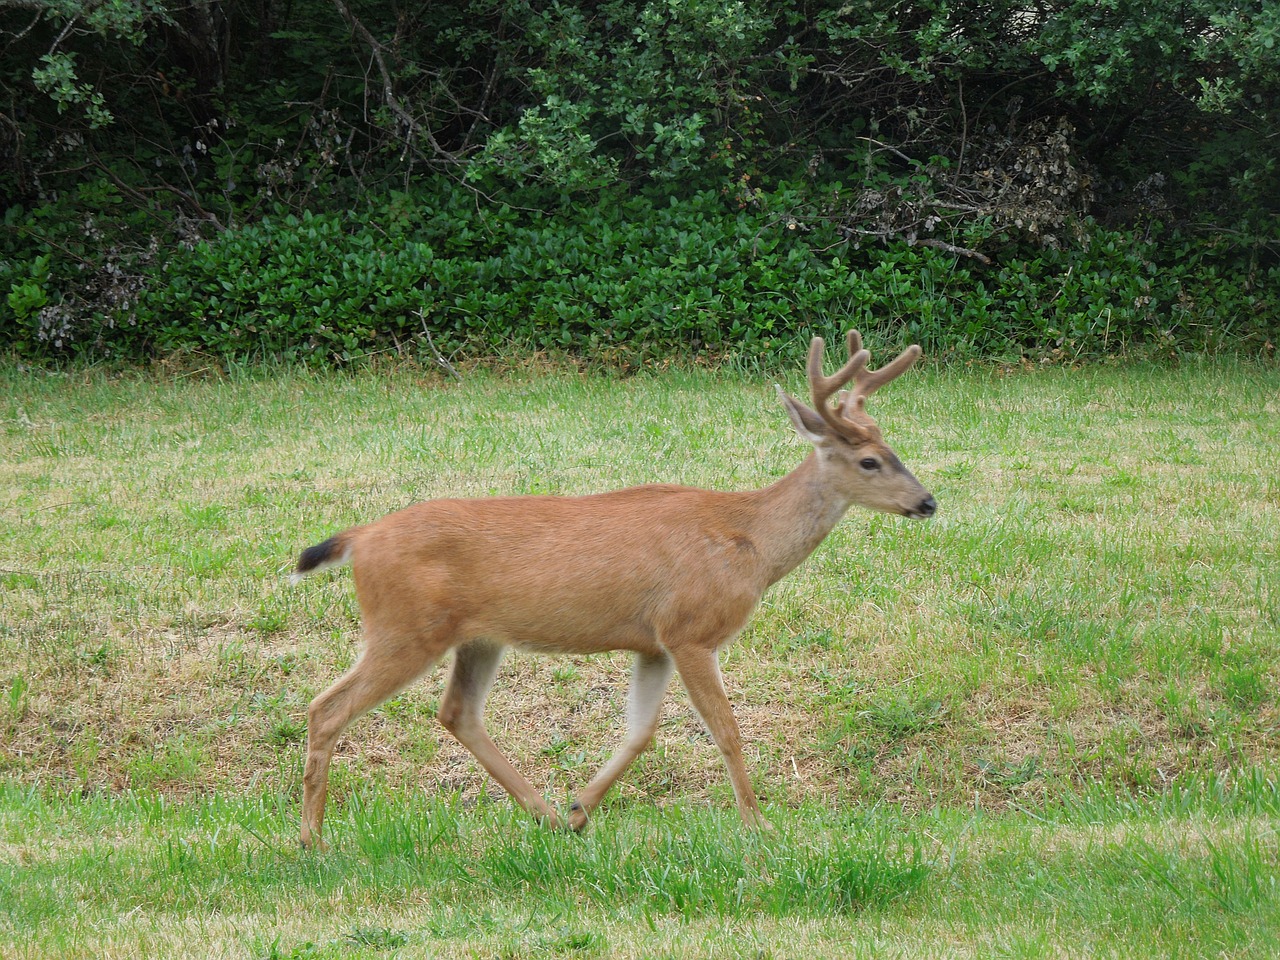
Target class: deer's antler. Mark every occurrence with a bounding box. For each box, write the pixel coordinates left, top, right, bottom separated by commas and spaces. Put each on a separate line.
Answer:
839, 331, 921, 420
806, 331, 870, 436
807, 330, 921, 437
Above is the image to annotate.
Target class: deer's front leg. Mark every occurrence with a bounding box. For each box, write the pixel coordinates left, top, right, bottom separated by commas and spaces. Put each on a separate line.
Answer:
671, 645, 770, 830
569, 651, 674, 831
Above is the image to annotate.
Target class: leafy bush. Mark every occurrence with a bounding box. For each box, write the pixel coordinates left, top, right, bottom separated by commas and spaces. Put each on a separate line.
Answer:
101, 181, 1273, 365
146, 210, 435, 361
3, 2, 1276, 364
0, 181, 161, 357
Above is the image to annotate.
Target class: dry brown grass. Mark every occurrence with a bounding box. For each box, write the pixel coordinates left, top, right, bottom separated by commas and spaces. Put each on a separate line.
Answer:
3, 358, 1279, 819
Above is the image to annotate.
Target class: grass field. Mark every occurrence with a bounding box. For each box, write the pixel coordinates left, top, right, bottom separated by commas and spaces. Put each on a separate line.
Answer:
2, 353, 1279, 957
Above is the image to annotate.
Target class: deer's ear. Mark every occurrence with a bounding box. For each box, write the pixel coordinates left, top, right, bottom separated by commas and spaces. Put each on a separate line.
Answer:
776, 386, 829, 445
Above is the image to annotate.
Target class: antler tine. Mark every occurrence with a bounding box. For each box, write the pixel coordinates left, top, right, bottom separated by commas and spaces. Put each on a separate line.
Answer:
855, 343, 922, 397
842, 338, 922, 417
806, 335, 870, 432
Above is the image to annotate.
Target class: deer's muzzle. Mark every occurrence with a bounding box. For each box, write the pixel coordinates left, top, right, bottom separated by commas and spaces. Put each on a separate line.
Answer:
906, 495, 937, 519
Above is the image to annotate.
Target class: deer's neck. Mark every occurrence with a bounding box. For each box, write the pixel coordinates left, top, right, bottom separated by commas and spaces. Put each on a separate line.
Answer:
742, 452, 854, 587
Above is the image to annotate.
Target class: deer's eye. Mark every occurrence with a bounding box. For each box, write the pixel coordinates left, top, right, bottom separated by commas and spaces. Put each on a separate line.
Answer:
859, 457, 881, 471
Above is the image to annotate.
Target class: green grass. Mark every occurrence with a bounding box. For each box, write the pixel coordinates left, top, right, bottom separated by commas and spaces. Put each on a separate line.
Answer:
1, 777, 1278, 958
2, 355, 1279, 956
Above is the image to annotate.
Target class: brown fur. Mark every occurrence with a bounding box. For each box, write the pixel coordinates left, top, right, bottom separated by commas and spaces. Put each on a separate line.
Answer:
292, 332, 935, 848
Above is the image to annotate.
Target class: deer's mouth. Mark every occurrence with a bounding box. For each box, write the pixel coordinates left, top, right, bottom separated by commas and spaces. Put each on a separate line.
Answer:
903, 496, 937, 519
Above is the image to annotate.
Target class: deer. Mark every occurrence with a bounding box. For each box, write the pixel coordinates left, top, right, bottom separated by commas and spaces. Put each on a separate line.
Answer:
290, 331, 935, 849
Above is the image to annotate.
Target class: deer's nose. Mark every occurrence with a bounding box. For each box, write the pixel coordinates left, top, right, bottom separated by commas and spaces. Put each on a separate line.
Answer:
917, 496, 937, 518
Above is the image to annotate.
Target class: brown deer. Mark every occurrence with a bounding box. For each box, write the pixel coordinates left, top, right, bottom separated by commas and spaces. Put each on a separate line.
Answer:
291, 331, 935, 848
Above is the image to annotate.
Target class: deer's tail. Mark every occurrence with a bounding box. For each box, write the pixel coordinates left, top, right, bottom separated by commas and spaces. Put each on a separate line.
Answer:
290, 529, 357, 584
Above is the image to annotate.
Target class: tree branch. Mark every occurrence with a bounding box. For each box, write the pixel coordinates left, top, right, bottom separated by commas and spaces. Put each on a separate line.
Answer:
330, 0, 459, 165
418, 310, 461, 380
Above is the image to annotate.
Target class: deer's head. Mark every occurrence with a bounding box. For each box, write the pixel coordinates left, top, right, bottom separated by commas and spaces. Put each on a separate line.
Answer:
778, 331, 936, 520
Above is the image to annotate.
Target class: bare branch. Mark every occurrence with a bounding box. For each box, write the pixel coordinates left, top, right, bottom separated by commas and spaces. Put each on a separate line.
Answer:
419, 311, 461, 380
94, 161, 226, 232
912, 237, 992, 265
329, 0, 459, 166
1, 7, 43, 48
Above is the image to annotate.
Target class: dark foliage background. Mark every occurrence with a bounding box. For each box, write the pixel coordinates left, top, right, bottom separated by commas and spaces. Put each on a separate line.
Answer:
2, 0, 1276, 362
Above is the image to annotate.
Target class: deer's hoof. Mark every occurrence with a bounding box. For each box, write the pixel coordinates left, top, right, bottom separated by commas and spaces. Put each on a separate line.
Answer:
300, 835, 330, 853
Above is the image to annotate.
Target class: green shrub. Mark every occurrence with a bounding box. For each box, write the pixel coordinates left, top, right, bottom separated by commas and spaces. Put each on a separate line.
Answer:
3, 0, 1275, 368
7, 179, 1275, 365
147, 210, 436, 361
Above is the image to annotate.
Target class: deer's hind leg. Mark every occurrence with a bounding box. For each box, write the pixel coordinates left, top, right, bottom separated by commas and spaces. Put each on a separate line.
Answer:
437, 638, 562, 828
301, 628, 448, 851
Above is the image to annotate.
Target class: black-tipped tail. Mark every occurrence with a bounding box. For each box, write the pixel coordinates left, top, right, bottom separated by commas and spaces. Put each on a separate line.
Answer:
290, 532, 354, 582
